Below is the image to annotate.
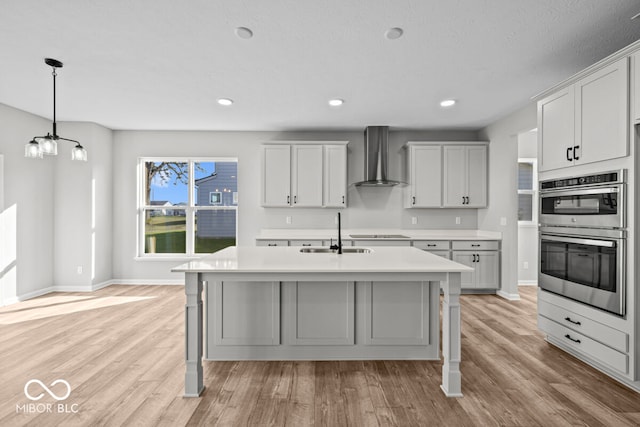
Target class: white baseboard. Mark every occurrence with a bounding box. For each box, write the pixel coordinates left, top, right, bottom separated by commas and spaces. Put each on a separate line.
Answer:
518, 281, 538, 286
111, 279, 183, 286
496, 290, 521, 301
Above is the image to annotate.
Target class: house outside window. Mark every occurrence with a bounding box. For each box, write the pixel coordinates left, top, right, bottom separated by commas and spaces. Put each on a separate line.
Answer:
518, 158, 537, 225
140, 158, 238, 256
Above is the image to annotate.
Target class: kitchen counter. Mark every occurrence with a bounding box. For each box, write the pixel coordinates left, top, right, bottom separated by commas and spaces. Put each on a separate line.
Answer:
173, 246, 472, 398
255, 228, 502, 241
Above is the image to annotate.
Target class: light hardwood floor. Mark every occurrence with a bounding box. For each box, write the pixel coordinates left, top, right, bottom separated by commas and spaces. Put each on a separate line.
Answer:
1, 285, 638, 426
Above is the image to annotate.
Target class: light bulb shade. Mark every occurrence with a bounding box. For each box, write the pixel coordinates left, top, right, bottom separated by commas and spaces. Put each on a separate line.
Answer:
25, 140, 43, 159
36, 136, 58, 155
71, 145, 88, 162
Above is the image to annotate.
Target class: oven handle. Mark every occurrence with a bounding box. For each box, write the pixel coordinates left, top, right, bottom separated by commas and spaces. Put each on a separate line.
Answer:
540, 187, 620, 198
540, 234, 616, 248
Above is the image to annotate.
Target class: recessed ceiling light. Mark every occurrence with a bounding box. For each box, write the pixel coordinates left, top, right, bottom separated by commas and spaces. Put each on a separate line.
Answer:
328, 99, 344, 107
385, 27, 404, 40
217, 98, 234, 106
235, 27, 253, 39
440, 99, 456, 108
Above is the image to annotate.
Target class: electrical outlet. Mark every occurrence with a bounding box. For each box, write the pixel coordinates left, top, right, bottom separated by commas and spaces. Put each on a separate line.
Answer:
500, 217, 507, 226
455, 217, 461, 225
77, 266, 83, 275
523, 261, 529, 270
286, 216, 292, 224
411, 217, 417, 225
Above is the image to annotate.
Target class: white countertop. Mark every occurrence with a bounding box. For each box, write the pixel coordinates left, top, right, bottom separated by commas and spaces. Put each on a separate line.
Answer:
172, 246, 474, 274
255, 228, 502, 241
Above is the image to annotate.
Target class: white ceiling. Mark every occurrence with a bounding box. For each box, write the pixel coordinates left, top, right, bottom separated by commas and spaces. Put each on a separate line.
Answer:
1, 1, 640, 132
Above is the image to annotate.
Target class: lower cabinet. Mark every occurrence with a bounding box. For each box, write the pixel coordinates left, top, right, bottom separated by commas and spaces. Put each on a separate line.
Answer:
538, 298, 629, 375
206, 280, 439, 359
451, 241, 500, 289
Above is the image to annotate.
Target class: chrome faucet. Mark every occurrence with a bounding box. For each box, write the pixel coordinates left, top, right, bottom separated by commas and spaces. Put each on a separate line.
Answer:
329, 212, 343, 254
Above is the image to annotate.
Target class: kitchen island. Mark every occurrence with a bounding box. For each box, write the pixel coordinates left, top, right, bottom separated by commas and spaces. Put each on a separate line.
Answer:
172, 246, 473, 398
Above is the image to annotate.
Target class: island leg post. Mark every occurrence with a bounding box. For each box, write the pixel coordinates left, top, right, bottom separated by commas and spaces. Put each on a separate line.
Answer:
441, 272, 463, 397
184, 272, 204, 397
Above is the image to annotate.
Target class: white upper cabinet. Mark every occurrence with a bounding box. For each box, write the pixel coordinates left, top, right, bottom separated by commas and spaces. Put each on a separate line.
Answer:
538, 87, 575, 172
406, 145, 442, 208
538, 57, 629, 171
291, 145, 323, 207
262, 145, 292, 207
443, 145, 487, 208
323, 144, 347, 207
262, 142, 348, 208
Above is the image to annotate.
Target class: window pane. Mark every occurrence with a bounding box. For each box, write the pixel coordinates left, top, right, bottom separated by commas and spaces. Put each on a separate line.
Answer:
518, 162, 534, 190
518, 194, 533, 222
144, 209, 186, 253
195, 210, 236, 253
144, 161, 189, 205
194, 161, 238, 206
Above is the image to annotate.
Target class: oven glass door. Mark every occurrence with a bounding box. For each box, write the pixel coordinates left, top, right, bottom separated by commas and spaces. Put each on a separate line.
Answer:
540, 189, 618, 216
540, 235, 617, 293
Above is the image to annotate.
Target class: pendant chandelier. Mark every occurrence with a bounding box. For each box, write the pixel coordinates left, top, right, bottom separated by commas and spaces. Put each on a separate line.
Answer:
25, 58, 87, 161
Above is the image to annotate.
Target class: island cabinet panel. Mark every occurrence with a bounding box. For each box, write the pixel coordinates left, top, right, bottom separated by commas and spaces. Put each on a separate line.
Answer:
289, 281, 354, 345
210, 281, 280, 346
364, 281, 430, 345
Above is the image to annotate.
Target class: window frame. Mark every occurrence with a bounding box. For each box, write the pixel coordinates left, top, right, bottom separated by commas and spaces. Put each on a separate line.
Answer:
517, 158, 538, 226
138, 157, 238, 258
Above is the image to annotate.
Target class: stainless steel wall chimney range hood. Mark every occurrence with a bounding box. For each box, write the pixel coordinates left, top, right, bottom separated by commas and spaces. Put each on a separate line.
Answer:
354, 126, 403, 187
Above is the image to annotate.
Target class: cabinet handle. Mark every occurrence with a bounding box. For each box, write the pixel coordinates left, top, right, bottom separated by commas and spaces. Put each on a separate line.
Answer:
566, 147, 573, 162
294, 195, 297, 204
302, 243, 311, 246
564, 334, 581, 344
462, 196, 466, 205
564, 317, 581, 326
573, 145, 580, 161
342, 195, 345, 204
412, 196, 416, 205
268, 243, 277, 247
466, 196, 470, 205
287, 195, 290, 204
471, 244, 480, 247
427, 244, 436, 247
472, 254, 477, 263
476, 253, 480, 263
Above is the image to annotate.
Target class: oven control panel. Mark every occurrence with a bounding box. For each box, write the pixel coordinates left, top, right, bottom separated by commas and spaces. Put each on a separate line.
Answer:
540, 170, 624, 191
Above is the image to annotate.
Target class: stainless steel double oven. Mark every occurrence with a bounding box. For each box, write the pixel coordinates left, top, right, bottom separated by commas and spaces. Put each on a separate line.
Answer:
538, 170, 626, 316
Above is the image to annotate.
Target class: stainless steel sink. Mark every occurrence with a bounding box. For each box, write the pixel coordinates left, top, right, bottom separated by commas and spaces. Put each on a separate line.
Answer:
349, 234, 410, 239
299, 247, 372, 254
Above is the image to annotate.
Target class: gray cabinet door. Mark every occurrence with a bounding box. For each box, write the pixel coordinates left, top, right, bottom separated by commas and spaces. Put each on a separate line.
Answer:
290, 281, 354, 345
451, 252, 476, 288
212, 281, 280, 346
476, 252, 500, 289
364, 281, 430, 345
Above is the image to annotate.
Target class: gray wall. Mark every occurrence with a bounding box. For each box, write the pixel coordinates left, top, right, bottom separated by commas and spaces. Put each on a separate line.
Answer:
478, 102, 537, 299
111, 129, 480, 281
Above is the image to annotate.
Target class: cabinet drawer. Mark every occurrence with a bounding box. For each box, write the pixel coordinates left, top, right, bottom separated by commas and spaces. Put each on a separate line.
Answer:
257, 240, 289, 247
451, 240, 499, 250
413, 240, 449, 250
538, 316, 628, 374
289, 240, 324, 247
426, 250, 450, 259
538, 301, 628, 353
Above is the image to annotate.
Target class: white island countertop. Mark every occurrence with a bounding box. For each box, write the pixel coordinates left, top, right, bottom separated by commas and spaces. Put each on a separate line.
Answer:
172, 246, 474, 274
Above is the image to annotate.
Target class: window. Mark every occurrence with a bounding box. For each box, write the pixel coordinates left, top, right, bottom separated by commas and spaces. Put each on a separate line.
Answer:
140, 158, 238, 256
518, 158, 537, 225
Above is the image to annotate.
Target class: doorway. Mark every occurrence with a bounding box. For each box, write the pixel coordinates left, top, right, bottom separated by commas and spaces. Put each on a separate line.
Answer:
517, 130, 538, 286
